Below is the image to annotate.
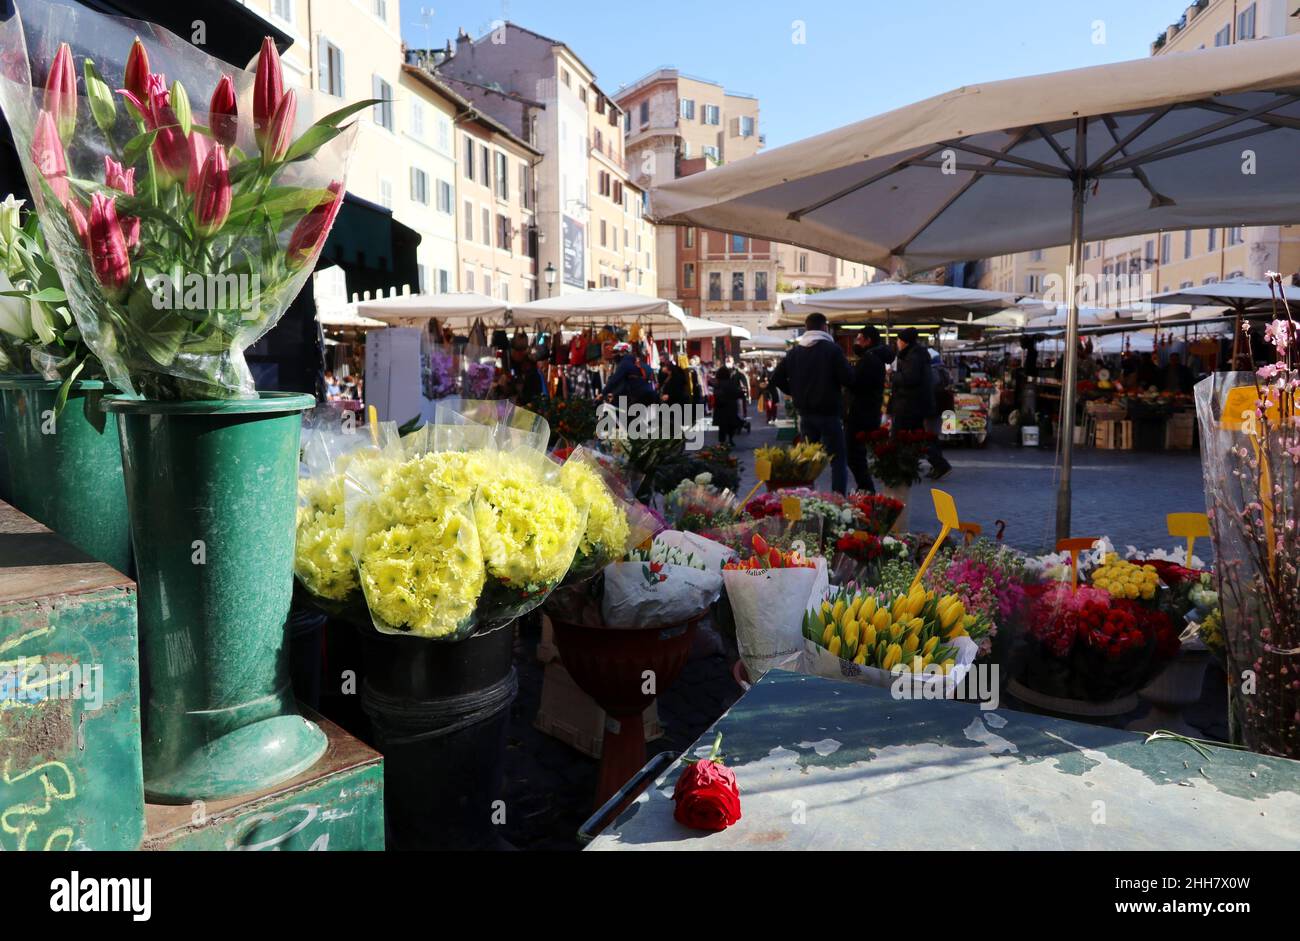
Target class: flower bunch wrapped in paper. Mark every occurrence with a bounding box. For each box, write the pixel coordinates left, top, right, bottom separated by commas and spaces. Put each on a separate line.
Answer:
846, 491, 905, 536
829, 530, 910, 590
558, 445, 659, 581
0, 2, 368, 399
294, 410, 399, 610
743, 489, 859, 549
721, 527, 829, 677
921, 537, 1030, 658
801, 582, 979, 695
598, 530, 732, 630
755, 442, 827, 488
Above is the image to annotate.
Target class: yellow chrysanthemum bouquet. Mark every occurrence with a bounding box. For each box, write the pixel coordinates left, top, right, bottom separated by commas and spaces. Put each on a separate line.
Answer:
295, 411, 400, 610
558, 446, 659, 581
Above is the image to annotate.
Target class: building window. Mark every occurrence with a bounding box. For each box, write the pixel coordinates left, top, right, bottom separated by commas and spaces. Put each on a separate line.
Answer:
463, 201, 473, 240
436, 179, 453, 214
639, 100, 649, 127
703, 145, 719, 163
479, 144, 491, 187
465, 270, 475, 292
1184, 229, 1193, 258
498, 214, 512, 252
739, 116, 755, 138
464, 136, 474, 180
372, 0, 387, 21
372, 77, 393, 130
600, 219, 608, 248
684, 227, 695, 249
409, 167, 429, 204
1237, 3, 1256, 40
731, 272, 745, 301
519, 163, 533, 210
680, 98, 695, 120
1203, 276, 1219, 285
798, 253, 808, 274
1029, 248, 1044, 262
410, 100, 424, 138
272, 0, 293, 23
755, 271, 768, 302
437, 117, 451, 152
1026, 274, 1042, 294
501, 282, 509, 302
1208, 227, 1218, 251
682, 263, 695, 289
494, 152, 509, 200
703, 104, 720, 126
416, 264, 427, 293
1227, 225, 1245, 246
730, 234, 746, 254
1214, 24, 1231, 46
708, 272, 722, 302
484, 275, 492, 298
1160, 232, 1171, 264
561, 69, 571, 88
1083, 243, 1091, 261
1144, 240, 1155, 268
578, 86, 587, 104
438, 269, 450, 293
319, 39, 344, 97
482, 208, 491, 246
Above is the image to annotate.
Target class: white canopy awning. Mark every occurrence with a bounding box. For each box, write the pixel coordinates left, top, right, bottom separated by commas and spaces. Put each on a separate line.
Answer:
657, 316, 752, 340
356, 292, 509, 324
774, 281, 1017, 326
1021, 304, 1142, 330
742, 331, 793, 351
1148, 277, 1300, 313
316, 305, 387, 330
510, 289, 690, 330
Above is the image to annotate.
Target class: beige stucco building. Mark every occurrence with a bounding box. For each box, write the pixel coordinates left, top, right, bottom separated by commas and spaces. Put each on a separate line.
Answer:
614, 68, 872, 332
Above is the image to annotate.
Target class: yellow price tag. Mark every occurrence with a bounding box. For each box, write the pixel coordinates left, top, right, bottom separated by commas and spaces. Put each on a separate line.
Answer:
368, 404, 380, 446
912, 488, 958, 589
1168, 513, 1210, 566
755, 457, 771, 482
781, 496, 803, 521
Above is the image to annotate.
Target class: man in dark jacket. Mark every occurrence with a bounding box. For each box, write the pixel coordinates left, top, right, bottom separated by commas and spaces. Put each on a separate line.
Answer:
890, 328, 952, 481
771, 312, 853, 493
845, 326, 895, 493
603, 343, 657, 406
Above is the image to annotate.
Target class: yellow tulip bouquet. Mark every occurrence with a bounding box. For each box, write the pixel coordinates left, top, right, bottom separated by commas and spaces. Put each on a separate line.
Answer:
802, 583, 980, 691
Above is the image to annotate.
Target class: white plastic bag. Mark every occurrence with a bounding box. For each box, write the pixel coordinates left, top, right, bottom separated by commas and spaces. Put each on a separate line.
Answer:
725, 559, 829, 678
599, 530, 727, 629
799, 634, 980, 696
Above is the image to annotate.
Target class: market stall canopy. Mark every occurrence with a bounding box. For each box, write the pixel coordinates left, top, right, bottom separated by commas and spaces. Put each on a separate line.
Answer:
742, 331, 793, 351
356, 291, 509, 325
657, 317, 752, 340
1147, 277, 1300, 314
316, 306, 388, 330
649, 36, 1300, 271
1022, 304, 1142, 330
510, 289, 690, 330
773, 281, 1017, 327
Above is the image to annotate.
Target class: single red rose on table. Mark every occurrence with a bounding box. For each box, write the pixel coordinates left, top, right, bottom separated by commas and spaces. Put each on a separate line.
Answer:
672, 734, 741, 832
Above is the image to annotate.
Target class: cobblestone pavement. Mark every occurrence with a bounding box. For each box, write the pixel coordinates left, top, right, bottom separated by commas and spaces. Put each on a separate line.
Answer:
500, 409, 1221, 851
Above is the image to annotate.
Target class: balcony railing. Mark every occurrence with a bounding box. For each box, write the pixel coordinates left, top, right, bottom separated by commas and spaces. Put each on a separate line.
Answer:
589, 137, 627, 171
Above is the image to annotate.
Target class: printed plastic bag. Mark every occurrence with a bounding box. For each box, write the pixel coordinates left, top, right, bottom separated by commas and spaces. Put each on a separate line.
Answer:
600, 530, 727, 629
725, 558, 829, 678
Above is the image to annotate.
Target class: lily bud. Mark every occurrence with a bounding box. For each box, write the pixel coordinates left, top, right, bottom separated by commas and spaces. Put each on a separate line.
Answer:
253, 37, 284, 151
84, 59, 117, 134
151, 89, 191, 186
123, 38, 151, 110
261, 88, 296, 164
65, 197, 91, 251
169, 79, 193, 136
104, 156, 139, 249
185, 131, 212, 195
192, 144, 231, 237
43, 42, 77, 143
286, 181, 343, 269
209, 74, 238, 147
30, 110, 69, 203
87, 194, 130, 301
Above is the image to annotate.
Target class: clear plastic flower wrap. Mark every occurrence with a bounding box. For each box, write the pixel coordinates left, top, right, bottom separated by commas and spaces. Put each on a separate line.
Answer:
294, 409, 399, 611
558, 445, 661, 581
429, 399, 587, 627
344, 429, 486, 641
0, 1, 369, 399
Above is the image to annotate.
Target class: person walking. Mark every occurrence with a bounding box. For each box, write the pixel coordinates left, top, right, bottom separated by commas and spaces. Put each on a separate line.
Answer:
711, 366, 745, 446
603, 342, 658, 407
845, 325, 894, 493
658, 360, 690, 406
890, 328, 952, 481
771, 313, 853, 494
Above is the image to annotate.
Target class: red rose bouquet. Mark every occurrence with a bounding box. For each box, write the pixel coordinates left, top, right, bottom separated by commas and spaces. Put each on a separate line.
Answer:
847, 491, 905, 535
672, 733, 741, 832
867, 428, 934, 488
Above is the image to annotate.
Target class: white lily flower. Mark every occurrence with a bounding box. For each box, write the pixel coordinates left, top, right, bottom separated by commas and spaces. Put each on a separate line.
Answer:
0, 269, 34, 340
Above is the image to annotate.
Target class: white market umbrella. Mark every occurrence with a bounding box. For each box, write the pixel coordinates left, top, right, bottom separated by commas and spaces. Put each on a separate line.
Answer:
774, 280, 1017, 327
1022, 304, 1141, 330
650, 35, 1300, 539
657, 316, 752, 340
510, 289, 690, 331
743, 331, 792, 351
316, 305, 387, 331
356, 292, 508, 325
1149, 277, 1300, 367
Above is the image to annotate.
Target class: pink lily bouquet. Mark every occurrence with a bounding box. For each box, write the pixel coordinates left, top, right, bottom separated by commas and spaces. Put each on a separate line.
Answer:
0, 1, 372, 399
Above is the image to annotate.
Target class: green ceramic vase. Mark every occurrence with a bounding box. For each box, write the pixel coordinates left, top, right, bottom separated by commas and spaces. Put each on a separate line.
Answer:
0, 377, 131, 574
104, 391, 326, 803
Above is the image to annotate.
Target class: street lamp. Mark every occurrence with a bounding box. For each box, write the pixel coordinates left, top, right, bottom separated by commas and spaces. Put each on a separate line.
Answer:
544, 262, 557, 297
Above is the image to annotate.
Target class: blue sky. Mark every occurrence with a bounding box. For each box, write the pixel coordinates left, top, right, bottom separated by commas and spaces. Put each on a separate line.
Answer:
400, 0, 1180, 148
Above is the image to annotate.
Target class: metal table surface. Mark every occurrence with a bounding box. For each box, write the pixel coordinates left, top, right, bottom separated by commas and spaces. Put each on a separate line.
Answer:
587, 671, 1300, 850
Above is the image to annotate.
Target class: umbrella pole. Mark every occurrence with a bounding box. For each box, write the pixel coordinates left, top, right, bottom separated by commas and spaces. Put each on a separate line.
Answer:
1055, 118, 1088, 543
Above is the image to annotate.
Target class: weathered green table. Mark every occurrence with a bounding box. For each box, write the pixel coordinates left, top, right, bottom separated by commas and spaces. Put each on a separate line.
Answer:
588, 671, 1300, 850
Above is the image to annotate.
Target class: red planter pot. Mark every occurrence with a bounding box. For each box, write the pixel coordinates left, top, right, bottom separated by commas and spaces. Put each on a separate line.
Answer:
549, 613, 701, 808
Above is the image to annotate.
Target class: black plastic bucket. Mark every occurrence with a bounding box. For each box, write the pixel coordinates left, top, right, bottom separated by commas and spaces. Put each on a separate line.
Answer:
359, 621, 517, 851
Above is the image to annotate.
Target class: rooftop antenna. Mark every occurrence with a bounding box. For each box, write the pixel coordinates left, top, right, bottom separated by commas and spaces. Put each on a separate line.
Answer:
418, 7, 436, 62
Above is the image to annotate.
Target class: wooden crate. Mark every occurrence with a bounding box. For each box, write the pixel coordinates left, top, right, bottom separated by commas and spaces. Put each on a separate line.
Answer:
535, 660, 663, 759
1166, 412, 1195, 450
1094, 420, 1133, 450
0, 501, 144, 851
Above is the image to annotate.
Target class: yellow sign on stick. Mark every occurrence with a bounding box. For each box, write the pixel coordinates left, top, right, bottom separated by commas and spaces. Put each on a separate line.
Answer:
912, 489, 958, 589
739, 456, 772, 507
1167, 513, 1210, 567
781, 496, 803, 521
1056, 537, 1099, 593
368, 405, 380, 446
